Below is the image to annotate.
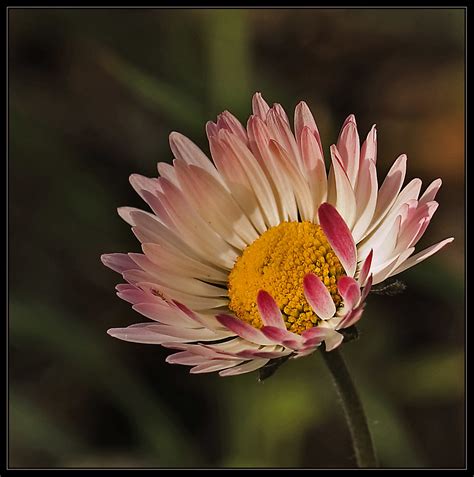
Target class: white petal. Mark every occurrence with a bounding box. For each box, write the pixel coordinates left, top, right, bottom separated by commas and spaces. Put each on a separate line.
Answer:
247, 115, 298, 221
389, 238, 454, 277
143, 242, 228, 283
210, 135, 268, 234
327, 145, 357, 229
219, 358, 270, 377
220, 130, 280, 228
174, 162, 258, 248
157, 179, 239, 269
352, 159, 378, 243
300, 127, 327, 217
269, 140, 314, 221
362, 154, 407, 239
169, 131, 222, 183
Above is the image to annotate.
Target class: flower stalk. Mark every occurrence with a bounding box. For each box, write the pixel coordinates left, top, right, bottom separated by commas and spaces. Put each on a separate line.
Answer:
321, 348, 378, 468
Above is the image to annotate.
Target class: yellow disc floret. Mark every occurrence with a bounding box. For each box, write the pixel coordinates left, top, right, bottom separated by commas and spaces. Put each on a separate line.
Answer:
228, 221, 345, 334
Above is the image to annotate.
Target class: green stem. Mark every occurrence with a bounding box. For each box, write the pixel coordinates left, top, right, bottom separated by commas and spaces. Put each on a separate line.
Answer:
321, 348, 378, 468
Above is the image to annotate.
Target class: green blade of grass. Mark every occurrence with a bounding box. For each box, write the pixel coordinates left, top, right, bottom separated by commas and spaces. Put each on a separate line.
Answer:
98, 47, 204, 131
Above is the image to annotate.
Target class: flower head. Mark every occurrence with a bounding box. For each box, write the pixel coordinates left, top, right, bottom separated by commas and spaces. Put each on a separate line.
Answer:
102, 93, 453, 377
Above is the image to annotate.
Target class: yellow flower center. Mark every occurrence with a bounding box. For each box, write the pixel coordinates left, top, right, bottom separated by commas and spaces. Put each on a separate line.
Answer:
228, 221, 345, 334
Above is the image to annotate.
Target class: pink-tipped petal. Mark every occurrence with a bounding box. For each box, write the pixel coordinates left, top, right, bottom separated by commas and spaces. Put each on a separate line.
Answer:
216, 110, 248, 144
337, 276, 361, 311
360, 124, 377, 163
256, 290, 286, 329
169, 131, 220, 181
303, 273, 337, 320
337, 306, 365, 330
336, 114, 360, 187
205, 120, 218, 139
358, 250, 373, 286
107, 325, 195, 345
216, 314, 274, 345
117, 206, 140, 226
101, 253, 137, 274
360, 274, 373, 303
328, 145, 357, 229
294, 101, 322, 152
318, 202, 357, 277
419, 178, 442, 204
391, 237, 454, 276
352, 159, 378, 242
129, 174, 160, 202
260, 326, 302, 350
301, 327, 332, 349
252, 92, 270, 119
365, 154, 407, 238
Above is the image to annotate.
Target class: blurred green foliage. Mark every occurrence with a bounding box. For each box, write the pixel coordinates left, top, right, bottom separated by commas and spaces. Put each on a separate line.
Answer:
9, 8, 464, 468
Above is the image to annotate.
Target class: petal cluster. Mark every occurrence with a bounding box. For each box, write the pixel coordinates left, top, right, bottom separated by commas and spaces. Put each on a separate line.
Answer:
102, 92, 453, 377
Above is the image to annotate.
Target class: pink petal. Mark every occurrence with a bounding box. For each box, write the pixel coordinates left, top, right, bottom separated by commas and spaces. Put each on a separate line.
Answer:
352, 159, 378, 243
391, 237, 454, 276
116, 284, 152, 305
301, 327, 332, 349
360, 275, 373, 303
101, 253, 136, 274
133, 323, 220, 341
216, 314, 274, 345
256, 290, 286, 329
117, 206, 140, 226
366, 154, 407, 236
237, 349, 290, 359
157, 162, 179, 187
190, 359, 245, 374
219, 129, 280, 227
252, 92, 270, 119
299, 342, 323, 354
372, 247, 415, 285
337, 276, 361, 311
247, 115, 298, 222
129, 174, 160, 202
141, 189, 176, 230
303, 273, 336, 320
266, 107, 304, 172
358, 250, 373, 286
219, 358, 270, 377
301, 326, 331, 341
260, 326, 302, 350
107, 325, 191, 345
337, 306, 365, 330
169, 131, 221, 182
205, 120, 218, 139
209, 134, 267, 235
360, 124, 377, 164
300, 127, 327, 214
328, 145, 357, 229
419, 178, 442, 204
216, 110, 248, 144
166, 351, 214, 366
318, 202, 357, 277
132, 303, 197, 327
269, 139, 314, 221
336, 114, 360, 187
294, 101, 322, 153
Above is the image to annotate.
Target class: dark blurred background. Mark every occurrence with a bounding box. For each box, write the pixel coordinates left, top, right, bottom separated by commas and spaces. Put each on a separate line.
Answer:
8, 8, 465, 468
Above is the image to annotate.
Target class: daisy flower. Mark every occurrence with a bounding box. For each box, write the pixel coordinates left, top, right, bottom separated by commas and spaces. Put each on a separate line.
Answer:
101, 93, 453, 378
